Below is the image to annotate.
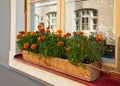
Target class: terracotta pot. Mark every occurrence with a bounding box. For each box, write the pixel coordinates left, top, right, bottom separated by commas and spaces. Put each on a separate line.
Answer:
22, 50, 101, 81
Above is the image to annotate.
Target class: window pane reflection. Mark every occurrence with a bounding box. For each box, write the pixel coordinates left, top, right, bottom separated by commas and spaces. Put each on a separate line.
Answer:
30, 0, 57, 32
65, 0, 115, 60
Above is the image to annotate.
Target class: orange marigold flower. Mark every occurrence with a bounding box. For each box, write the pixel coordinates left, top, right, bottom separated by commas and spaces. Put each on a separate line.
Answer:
56, 33, 62, 37
23, 43, 29, 49
19, 31, 25, 34
67, 33, 71, 36
31, 44, 37, 50
57, 29, 62, 33
39, 28, 45, 32
16, 34, 21, 39
45, 29, 50, 33
63, 34, 68, 38
41, 36, 46, 40
37, 24, 43, 29
64, 33, 71, 38
30, 32, 35, 36
77, 31, 83, 35
38, 37, 42, 42
35, 31, 40, 34
24, 33, 28, 37
66, 47, 71, 51
96, 35, 103, 42
57, 42, 64, 46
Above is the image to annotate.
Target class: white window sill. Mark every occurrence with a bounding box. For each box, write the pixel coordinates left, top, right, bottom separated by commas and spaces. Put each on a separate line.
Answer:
9, 59, 86, 86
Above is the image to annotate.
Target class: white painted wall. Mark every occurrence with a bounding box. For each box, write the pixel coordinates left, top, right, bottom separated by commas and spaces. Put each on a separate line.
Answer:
0, 0, 10, 66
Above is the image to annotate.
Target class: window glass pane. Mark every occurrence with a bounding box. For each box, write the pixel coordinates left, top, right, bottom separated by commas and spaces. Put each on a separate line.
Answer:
76, 12, 79, 17
30, 0, 57, 31
65, 0, 115, 61
52, 12, 56, 17
93, 10, 98, 16
93, 19, 97, 24
52, 19, 56, 25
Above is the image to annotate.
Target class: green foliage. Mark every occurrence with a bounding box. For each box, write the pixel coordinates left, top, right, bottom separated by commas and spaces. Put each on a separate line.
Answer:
38, 34, 66, 58
65, 33, 105, 65
16, 30, 105, 65
16, 30, 67, 58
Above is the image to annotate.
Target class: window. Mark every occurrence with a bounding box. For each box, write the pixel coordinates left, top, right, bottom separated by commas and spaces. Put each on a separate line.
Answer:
10, 0, 120, 82
29, 0, 57, 31
46, 12, 57, 32
75, 9, 98, 35
65, 0, 116, 64
10, 0, 87, 85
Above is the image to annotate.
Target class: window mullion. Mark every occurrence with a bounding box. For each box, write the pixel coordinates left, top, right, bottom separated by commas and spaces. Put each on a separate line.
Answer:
56, 0, 61, 31
60, 0, 65, 34
26, 0, 31, 31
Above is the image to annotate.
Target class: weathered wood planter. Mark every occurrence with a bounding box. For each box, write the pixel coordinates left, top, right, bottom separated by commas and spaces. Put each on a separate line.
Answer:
22, 50, 101, 81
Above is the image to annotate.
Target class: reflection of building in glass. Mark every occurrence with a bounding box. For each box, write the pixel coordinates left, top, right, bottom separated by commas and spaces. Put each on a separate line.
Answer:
31, 0, 57, 31
66, 0, 114, 36
75, 9, 98, 35
46, 12, 57, 32
65, 0, 115, 60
